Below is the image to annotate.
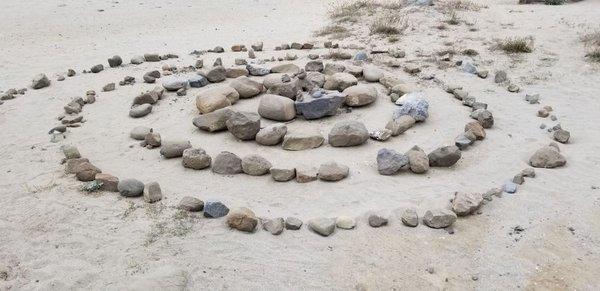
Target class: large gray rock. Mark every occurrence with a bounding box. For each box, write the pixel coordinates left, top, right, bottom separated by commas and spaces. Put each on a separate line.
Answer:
212, 151, 243, 174
192, 107, 236, 132
143, 182, 163, 203
118, 179, 145, 197
323, 72, 358, 91
393, 96, 429, 122
343, 85, 377, 107
377, 148, 408, 175
129, 104, 153, 118
305, 60, 324, 72
160, 140, 192, 158
241, 155, 272, 176
270, 167, 296, 182
282, 129, 324, 151
225, 111, 261, 140
188, 75, 209, 88
195, 86, 238, 114
328, 121, 369, 147
271, 63, 300, 74
162, 77, 187, 91
295, 91, 346, 119
318, 162, 349, 181
529, 144, 566, 168
452, 192, 483, 216
258, 94, 296, 121
204, 201, 229, 218
308, 218, 336, 236
470, 109, 494, 128
206, 66, 227, 82
108, 55, 123, 67
256, 123, 287, 146
229, 76, 263, 98
266, 78, 302, 99
182, 148, 211, 170
423, 209, 457, 229
363, 66, 383, 82
428, 146, 461, 167
406, 145, 429, 174
385, 115, 415, 136
246, 64, 271, 76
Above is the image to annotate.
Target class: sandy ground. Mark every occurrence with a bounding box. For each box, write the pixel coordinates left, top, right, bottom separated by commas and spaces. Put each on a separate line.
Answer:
1, 0, 600, 290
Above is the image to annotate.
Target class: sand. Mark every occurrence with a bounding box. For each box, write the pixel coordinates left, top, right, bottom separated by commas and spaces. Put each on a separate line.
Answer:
1, 0, 600, 289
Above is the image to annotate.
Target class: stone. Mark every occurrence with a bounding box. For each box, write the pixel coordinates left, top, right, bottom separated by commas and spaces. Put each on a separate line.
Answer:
145, 130, 161, 148
363, 66, 383, 82
368, 214, 388, 227
95, 173, 119, 192
209, 46, 224, 53
108, 55, 123, 67
465, 121, 486, 140
303, 72, 326, 90
256, 123, 287, 146
231, 44, 245, 52
335, 216, 356, 229
160, 140, 192, 158
192, 107, 235, 132
529, 144, 566, 168
553, 129, 570, 143
428, 146, 461, 167
188, 75, 209, 88
423, 209, 457, 229
343, 85, 377, 107
203, 201, 229, 218
400, 208, 419, 227
63, 102, 81, 115
328, 121, 369, 147
470, 109, 494, 128
225, 67, 249, 78
285, 217, 303, 230
452, 192, 483, 216
271, 63, 300, 75
130, 55, 145, 64
74, 162, 102, 182
318, 162, 349, 181
391, 84, 418, 100
379, 75, 403, 89
90, 64, 104, 73
455, 133, 474, 150
61, 144, 81, 159
31, 74, 50, 89
494, 71, 507, 83
270, 167, 296, 182
246, 64, 270, 76
144, 53, 160, 62
308, 218, 336, 236
263, 217, 285, 235
393, 96, 429, 122
305, 60, 324, 72
504, 181, 517, 194
377, 148, 408, 175
508, 84, 520, 93
227, 208, 258, 232
65, 158, 89, 174
117, 179, 144, 197
143, 182, 163, 203
522, 168, 536, 178
212, 151, 243, 174
67, 69, 76, 77
61, 115, 83, 124
386, 115, 415, 136
251, 42, 263, 51
323, 73, 358, 91
241, 155, 272, 176
294, 91, 346, 119
129, 104, 153, 118
258, 94, 296, 121
396, 146, 427, 175
266, 78, 302, 99
282, 130, 324, 151
538, 109, 549, 118
296, 167, 318, 183
102, 83, 115, 92
133, 91, 160, 105
513, 173, 525, 185
229, 76, 262, 98
369, 129, 392, 141
525, 94, 540, 104
206, 66, 227, 82
477, 70, 488, 78
344, 64, 363, 77
178, 196, 204, 212
195, 86, 237, 114
226, 111, 261, 140
182, 148, 211, 170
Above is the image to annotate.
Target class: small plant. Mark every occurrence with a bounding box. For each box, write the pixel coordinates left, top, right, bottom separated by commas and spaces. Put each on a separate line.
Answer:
388, 36, 400, 43
445, 11, 461, 25
438, 0, 481, 12
462, 48, 479, 56
586, 48, 600, 62
81, 180, 103, 192
314, 25, 348, 37
544, 0, 565, 5
370, 14, 407, 35
330, 0, 375, 22
582, 31, 600, 62
497, 37, 534, 53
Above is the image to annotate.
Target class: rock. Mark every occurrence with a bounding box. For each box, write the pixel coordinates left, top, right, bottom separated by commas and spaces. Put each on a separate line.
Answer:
529, 144, 566, 168
507, 84, 520, 93
145, 130, 161, 148
241, 155, 272, 176
129, 104, 153, 118
406, 145, 429, 174
400, 208, 419, 227
504, 181, 517, 194
160, 140, 192, 158
266, 78, 302, 99
296, 167, 318, 183
61, 144, 81, 159
195, 86, 237, 114
271, 167, 296, 182
308, 218, 336, 236
256, 123, 287, 146
452, 192, 483, 216
553, 129, 570, 143
386, 115, 415, 136
63, 102, 82, 114
323, 73, 358, 91
225, 67, 249, 78
61, 115, 83, 124
95, 173, 119, 192
271, 63, 300, 75
192, 107, 235, 132
130, 55, 145, 64
65, 158, 89, 174
178, 196, 204, 211
212, 151, 243, 174
328, 121, 369, 147
393, 96, 429, 122
369, 129, 392, 141
513, 173, 525, 185
251, 42, 263, 51
428, 146, 461, 167
206, 66, 227, 82
263, 217, 285, 235
188, 75, 209, 88
282, 129, 324, 151
465, 121, 486, 140
227, 207, 258, 232
225, 111, 261, 140
133, 91, 160, 105
344, 64, 363, 77
343, 85, 377, 107
335, 216, 356, 229
455, 133, 474, 150
522, 168, 536, 178
144, 53, 160, 62
368, 214, 388, 227
538, 109, 549, 118
108, 55, 122, 67
303, 72, 326, 90
294, 91, 346, 119
363, 66, 383, 82
377, 148, 408, 175
203, 201, 230, 218
31, 74, 50, 89
470, 109, 494, 128
118, 179, 144, 197
90, 64, 104, 73
477, 70, 488, 78
494, 71, 507, 83
285, 217, 303, 230
74, 162, 102, 182
423, 209, 457, 229
379, 75, 403, 89
102, 83, 115, 92
182, 148, 211, 170
229, 76, 262, 98
525, 94, 540, 104
258, 94, 296, 121
246, 64, 270, 76
305, 60, 324, 72
318, 162, 349, 181
143, 182, 163, 203
354, 51, 368, 61
209, 46, 225, 53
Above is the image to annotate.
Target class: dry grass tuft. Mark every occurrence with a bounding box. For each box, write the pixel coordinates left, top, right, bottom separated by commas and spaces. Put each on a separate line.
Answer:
438, 0, 482, 12
582, 31, 600, 62
314, 24, 349, 38
330, 0, 376, 22
496, 37, 534, 53
445, 11, 461, 25
370, 13, 408, 36
586, 49, 600, 62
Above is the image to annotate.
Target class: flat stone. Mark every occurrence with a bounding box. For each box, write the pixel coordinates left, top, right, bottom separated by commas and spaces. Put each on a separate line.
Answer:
296, 167, 318, 183
195, 86, 237, 114
212, 151, 243, 174
335, 216, 356, 229
129, 104, 153, 118
399, 208, 419, 227
343, 84, 377, 107
118, 179, 144, 197
305, 60, 324, 72
178, 196, 204, 211
270, 167, 296, 182
143, 182, 163, 203
386, 115, 415, 136
226, 67, 250, 78
428, 146, 461, 167
192, 107, 236, 132
271, 63, 300, 75
328, 121, 369, 147
465, 121, 486, 140
423, 209, 457, 229
294, 91, 346, 119
553, 129, 570, 143
188, 75, 209, 88
318, 162, 349, 181
323, 73, 358, 91
282, 130, 324, 151
160, 140, 192, 158
256, 123, 287, 146
241, 155, 272, 176
229, 76, 262, 98
377, 148, 408, 175
203, 201, 229, 218
285, 217, 303, 230
308, 218, 336, 236
368, 214, 388, 227
452, 192, 483, 216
